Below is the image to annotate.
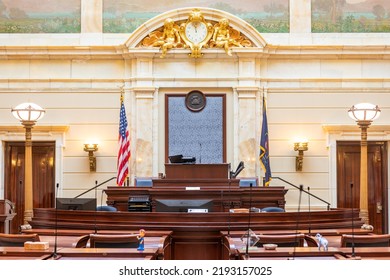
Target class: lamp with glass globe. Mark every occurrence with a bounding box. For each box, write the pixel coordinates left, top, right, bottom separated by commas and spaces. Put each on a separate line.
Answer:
348, 103, 380, 225
11, 102, 45, 226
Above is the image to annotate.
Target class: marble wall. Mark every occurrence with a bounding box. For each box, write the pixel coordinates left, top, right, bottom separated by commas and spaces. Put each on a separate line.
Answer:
0, 5, 389, 226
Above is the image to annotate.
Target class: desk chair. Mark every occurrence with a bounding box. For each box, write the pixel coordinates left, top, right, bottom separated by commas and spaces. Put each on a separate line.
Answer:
0, 233, 40, 247
96, 205, 117, 211
341, 234, 390, 247
134, 178, 153, 187
256, 234, 305, 247
239, 178, 258, 187
304, 235, 319, 247
75, 235, 90, 248
89, 234, 139, 248
261, 207, 285, 212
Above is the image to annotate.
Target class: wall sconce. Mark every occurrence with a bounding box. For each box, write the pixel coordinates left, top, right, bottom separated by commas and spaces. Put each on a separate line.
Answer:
84, 143, 98, 172
294, 142, 308, 171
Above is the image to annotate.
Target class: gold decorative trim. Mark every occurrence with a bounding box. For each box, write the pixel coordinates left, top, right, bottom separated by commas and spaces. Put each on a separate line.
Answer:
141, 9, 252, 58
0, 126, 69, 133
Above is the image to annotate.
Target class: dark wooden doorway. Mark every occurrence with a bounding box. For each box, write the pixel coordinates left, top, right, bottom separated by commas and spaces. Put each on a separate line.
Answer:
4, 141, 55, 233
337, 141, 388, 234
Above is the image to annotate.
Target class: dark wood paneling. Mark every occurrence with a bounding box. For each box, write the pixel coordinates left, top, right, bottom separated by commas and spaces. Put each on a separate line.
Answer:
105, 186, 287, 212
337, 141, 388, 234
4, 142, 55, 233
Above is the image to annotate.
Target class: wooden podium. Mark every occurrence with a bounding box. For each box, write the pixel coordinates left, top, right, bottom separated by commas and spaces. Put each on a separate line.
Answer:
153, 163, 239, 187
165, 163, 230, 179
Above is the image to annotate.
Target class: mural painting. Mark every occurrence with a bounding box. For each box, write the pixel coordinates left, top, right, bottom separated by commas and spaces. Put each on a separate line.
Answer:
312, 0, 390, 32
103, 0, 289, 33
0, 0, 81, 33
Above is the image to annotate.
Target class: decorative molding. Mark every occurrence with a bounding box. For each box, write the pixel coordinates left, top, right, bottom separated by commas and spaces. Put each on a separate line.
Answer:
140, 9, 252, 58
0, 126, 69, 134
235, 87, 259, 98
322, 125, 390, 134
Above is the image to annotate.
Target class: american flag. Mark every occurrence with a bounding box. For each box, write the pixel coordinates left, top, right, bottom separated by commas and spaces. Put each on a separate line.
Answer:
117, 94, 130, 186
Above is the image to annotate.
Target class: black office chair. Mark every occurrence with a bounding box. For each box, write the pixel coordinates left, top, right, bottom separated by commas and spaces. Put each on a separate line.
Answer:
89, 234, 139, 248
75, 235, 90, 248
0, 233, 40, 247
304, 235, 319, 247
341, 234, 390, 247
256, 234, 305, 247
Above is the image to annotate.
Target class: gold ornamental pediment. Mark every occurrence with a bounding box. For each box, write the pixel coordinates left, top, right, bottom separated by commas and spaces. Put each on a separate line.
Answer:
139, 8, 253, 58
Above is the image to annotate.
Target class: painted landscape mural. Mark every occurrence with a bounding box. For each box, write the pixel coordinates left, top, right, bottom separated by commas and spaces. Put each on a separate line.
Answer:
3, 0, 386, 34
312, 0, 390, 32
0, 0, 81, 33
103, 0, 289, 33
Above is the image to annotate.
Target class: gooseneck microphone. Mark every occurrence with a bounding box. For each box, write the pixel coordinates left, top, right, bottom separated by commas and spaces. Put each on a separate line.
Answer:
52, 183, 59, 259
94, 180, 98, 234
290, 184, 303, 260
350, 182, 356, 258
245, 183, 253, 257
308, 186, 311, 234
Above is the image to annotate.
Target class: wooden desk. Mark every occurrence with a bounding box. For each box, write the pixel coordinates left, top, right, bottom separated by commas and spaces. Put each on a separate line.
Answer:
164, 163, 230, 179
0, 247, 157, 260
54, 247, 158, 260
105, 186, 287, 212
223, 236, 344, 260
340, 247, 390, 259
30, 208, 363, 260
0, 246, 53, 259
22, 229, 172, 259
238, 247, 345, 260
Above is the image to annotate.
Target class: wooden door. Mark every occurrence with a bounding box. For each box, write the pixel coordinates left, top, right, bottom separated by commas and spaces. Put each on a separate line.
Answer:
4, 142, 55, 233
337, 141, 388, 233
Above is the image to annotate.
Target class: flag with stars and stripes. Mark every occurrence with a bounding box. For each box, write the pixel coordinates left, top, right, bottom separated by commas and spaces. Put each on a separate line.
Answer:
117, 94, 130, 186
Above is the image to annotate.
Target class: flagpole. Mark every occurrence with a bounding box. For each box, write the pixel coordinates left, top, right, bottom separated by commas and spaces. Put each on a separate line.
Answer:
259, 86, 271, 186
117, 86, 131, 187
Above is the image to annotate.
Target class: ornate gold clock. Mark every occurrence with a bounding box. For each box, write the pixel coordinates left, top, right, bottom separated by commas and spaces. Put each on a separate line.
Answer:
179, 9, 213, 58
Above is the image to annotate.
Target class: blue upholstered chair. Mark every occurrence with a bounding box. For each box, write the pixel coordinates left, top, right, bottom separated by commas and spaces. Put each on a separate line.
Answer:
261, 207, 285, 212
239, 178, 258, 187
134, 177, 153, 187
96, 205, 117, 212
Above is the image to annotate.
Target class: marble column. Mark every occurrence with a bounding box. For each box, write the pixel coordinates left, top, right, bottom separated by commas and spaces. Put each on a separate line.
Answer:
234, 87, 260, 178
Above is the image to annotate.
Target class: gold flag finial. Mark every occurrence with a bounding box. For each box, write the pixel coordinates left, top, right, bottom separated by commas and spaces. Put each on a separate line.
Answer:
119, 85, 124, 103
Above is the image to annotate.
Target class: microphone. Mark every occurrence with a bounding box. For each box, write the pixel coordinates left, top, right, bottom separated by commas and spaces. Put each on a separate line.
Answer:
245, 183, 253, 257
51, 183, 59, 259
231, 161, 245, 179
100, 189, 105, 209
227, 167, 232, 237
350, 182, 356, 258
307, 186, 311, 234
94, 180, 98, 234
290, 184, 303, 260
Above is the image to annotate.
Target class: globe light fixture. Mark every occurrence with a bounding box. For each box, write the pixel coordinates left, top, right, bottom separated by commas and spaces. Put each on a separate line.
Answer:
11, 102, 45, 226
348, 103, 380, 225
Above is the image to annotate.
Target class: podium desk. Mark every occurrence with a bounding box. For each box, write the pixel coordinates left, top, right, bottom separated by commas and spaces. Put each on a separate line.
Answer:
164, 163, 230, 179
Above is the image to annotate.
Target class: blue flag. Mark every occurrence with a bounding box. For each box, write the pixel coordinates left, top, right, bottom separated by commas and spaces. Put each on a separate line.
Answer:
259, 97, 271, 186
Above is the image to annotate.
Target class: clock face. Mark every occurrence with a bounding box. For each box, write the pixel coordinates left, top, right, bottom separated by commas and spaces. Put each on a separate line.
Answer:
185, 22, 208, 44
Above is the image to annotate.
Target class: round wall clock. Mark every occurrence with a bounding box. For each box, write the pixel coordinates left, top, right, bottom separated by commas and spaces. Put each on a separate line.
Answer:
185, 21, 208, 45
185, 90, 206, 112
179, 9, 213, 58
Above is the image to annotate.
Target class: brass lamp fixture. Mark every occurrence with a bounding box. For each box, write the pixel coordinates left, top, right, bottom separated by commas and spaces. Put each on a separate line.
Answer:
348, 102, 380, 225
294, 142, 308, 171
11, 102, 45, 225
84, 143, 98, 172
